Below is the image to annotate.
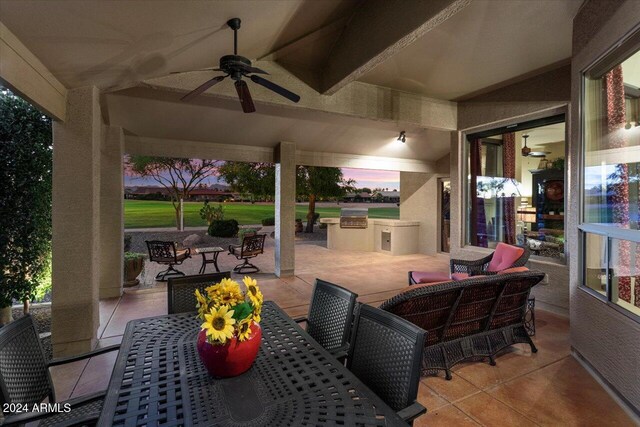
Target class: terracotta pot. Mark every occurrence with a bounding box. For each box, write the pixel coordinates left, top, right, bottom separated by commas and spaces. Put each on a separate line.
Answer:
196, 322, 262, 378
0, 306, 12, 326
124, 256, 144, 287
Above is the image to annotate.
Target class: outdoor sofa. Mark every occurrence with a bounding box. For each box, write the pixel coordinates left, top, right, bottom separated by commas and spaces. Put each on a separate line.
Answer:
380, 270, 544, 380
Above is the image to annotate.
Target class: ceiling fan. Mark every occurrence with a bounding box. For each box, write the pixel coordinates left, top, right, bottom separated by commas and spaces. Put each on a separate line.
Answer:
177, 18, 300, 113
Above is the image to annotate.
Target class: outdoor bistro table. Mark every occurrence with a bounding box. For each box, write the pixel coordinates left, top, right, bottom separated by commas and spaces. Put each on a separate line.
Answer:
194, 246, 225, 274
98, 301, 408, 426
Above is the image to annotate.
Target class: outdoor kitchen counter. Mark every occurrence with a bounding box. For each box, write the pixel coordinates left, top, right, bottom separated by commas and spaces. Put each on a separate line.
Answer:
320, 218, 420, 255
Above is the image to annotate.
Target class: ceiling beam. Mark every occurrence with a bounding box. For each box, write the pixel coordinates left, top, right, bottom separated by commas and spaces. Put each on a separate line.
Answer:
139, 61, 457, 131
321, 0, 471, 95
0, 21, 67, 120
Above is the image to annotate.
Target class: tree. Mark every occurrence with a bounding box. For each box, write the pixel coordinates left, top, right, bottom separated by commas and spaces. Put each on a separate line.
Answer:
0, 88, 52, 315
218, 162, 354, 233
297, 167, 354, 233
216, 162, 275, 201
127, 156, 219, 229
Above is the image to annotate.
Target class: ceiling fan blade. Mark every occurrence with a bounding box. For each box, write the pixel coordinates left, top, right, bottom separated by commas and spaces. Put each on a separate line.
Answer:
250, 75, 300, 103
234, 80, 256, 113
235, 62, 269, 75
180, 75, 226, 102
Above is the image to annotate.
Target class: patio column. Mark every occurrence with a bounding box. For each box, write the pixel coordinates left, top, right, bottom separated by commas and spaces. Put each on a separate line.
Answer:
51, 86, 101, 356
400, 171, 438, 255
99, 126, 124, 299
274, 141, 296, 277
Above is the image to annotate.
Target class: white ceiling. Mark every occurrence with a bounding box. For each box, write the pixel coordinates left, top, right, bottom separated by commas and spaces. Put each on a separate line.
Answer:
106, 90, 451, 162
515, 123, 566, 149
358, 0, 583, 100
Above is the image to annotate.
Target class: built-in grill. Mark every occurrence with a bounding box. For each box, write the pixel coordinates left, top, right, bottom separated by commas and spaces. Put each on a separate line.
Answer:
340, 208, 369, 229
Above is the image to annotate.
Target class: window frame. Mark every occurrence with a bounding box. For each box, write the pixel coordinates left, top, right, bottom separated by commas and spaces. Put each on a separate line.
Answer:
578, 30, 640, 322
461, 114, 568, 264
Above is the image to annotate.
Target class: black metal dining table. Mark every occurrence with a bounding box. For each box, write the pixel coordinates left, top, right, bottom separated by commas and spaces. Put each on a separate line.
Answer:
98, 301, 408, 426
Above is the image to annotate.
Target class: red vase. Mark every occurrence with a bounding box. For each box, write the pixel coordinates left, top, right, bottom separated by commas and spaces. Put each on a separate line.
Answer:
196, 322, 262, 378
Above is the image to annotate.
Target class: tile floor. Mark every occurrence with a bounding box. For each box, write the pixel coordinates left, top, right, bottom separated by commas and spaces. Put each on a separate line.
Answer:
50, 243, 637, 426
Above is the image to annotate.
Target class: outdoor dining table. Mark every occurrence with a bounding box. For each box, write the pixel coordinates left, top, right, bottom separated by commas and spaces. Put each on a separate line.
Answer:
97, 301, 409, 426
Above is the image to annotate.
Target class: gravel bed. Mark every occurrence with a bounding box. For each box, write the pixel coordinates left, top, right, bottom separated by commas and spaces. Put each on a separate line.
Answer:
12, 305, 52, 360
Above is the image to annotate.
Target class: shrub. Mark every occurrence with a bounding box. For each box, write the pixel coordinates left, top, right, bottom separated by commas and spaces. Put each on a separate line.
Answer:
261, 217, 275, 226
208, 219, 239, 238
200, 201, 224, 225
0, 88, 52, 308
313, 213, 320, 224
319, 222, 327, 229
238, 228, 258, 242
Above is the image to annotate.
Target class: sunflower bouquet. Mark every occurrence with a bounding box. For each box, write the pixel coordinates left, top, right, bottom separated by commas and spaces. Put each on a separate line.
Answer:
195, 276, 263, 345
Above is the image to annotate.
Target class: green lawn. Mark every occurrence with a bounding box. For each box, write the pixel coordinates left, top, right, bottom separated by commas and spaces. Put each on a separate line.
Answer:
124, 200, 399, 229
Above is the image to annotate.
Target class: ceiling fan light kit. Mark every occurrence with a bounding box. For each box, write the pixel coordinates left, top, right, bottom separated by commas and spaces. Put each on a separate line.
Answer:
179, 18, 300, 112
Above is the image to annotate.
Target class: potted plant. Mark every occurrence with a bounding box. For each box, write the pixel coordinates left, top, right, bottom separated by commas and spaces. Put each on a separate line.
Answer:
195, 276, 263, 377
124, 252, 146, 287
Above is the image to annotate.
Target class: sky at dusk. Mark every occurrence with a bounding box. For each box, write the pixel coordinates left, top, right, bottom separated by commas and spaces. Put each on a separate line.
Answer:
124, 163, 400, 191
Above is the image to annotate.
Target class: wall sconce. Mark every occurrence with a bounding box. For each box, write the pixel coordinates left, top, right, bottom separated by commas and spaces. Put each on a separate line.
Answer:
397, 131, 406, 143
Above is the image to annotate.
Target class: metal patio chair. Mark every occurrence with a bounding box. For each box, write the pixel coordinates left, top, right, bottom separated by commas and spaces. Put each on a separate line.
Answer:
228, 234, 266, 274
146, 240, 191, 281
0, 315, 120, 427
347, 304, 427, 425
167, 272, 232, 314
294, 279, 358, 359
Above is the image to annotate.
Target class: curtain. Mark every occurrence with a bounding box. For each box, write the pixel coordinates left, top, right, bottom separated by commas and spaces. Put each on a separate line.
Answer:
605, 65, 632, 303
502, 133, 516, 244
470, 139, 488, 247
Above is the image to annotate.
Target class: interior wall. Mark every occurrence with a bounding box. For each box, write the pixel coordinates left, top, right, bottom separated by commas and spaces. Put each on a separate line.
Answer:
451, 66, 571, 316
570, 0, 640, 413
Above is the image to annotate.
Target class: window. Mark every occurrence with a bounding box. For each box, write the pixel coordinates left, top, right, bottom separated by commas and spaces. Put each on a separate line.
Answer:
465, 119, 566, 261
581, 46, 640, 318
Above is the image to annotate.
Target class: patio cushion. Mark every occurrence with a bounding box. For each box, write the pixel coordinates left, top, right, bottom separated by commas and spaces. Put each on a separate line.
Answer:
498, 267, 530, 274
175, 249, 190, 261
487, 243, 525, 272
451, 272, 470, 281
411, 271, 450, 284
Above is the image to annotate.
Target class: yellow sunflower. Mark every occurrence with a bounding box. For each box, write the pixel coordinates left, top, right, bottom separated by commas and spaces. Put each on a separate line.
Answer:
194, 289, 209, 319
243, 276, 264, 306
218, 280, 243, 306
252, 300, 262, 323
237, 318, 253, 342
201, 305, 236, 343
205, 283, 221, 300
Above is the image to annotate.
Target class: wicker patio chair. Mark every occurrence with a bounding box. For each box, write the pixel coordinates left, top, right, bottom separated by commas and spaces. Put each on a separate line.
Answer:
228, 234, 266, 274
381, 271, 544, 380
0, 315, 120, 427
294, 279, 358, 359
347, 304, 427, 425
409, 243, 530, 284
146, 240, 191, 281
167, 272, 232, 314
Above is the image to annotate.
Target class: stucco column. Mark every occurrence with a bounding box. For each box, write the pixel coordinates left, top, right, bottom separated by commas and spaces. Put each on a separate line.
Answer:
99, 126, 124, 299
399, 172, 437, 255
274, 142, 296, 277
51, 86, 101, 356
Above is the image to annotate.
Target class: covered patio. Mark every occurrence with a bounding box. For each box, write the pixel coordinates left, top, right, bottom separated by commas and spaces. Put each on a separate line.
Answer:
1, 0, 640, 424
51, 244, 631, 426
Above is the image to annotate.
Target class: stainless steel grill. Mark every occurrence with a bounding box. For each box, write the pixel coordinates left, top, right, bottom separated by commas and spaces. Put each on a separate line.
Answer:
340, 208, 368, 229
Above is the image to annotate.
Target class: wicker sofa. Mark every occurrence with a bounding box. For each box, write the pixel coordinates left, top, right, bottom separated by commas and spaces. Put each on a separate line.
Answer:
380, 270, 544, 380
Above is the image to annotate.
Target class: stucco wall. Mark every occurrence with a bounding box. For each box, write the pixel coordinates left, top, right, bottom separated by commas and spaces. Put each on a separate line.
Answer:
570, 0, 640, 413
451, 68, 571, 315
399, 154, 450, 255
